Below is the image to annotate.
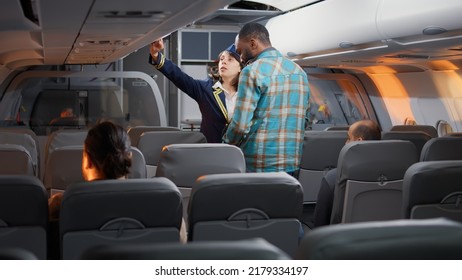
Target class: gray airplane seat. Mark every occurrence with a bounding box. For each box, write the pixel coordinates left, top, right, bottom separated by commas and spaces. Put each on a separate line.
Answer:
296, 218, 462, 260
188, 172, 303, 256
330, 140, 418, 224
44, 146, 146, 193
82, 238, 290, 260
60, 178, 182, 260
128, 146, 147, 179
389, 124, 438, 138
0, 131, 39, 176
403, 161, 462, 222
381, 130, 432, 156
138, 131, 206, 177
44, 129, 88, 170
44, 145, 84, 193
420, 136, 462, 161
0, 248, 38, 260
0, 144, 35, 176
127, 126, 180, 147
0, 175, 48, 259
299, 130, 348, 203
156, 143, 246, 223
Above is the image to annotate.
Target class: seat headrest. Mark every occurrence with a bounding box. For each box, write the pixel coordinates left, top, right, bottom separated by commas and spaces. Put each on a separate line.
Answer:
46, 130, 88, 160
0, 132, 38, 165
389, 125, 437, 138
297, 218, 462, 259
0, 144, 35, 176
82, 238, 290, 260
44, 146, 84, 190
0, 175, 48, 228
403, 160, 462, 218
420, 137, 462, 161
338, 140, 418, 182
156, 143, 246, 187
138, 131, 206, 165
300, 131, 347, 170
127, 126, 181, 147
60, 178, 182, 235
189, 172, 303, 226
382, 131, 431, 155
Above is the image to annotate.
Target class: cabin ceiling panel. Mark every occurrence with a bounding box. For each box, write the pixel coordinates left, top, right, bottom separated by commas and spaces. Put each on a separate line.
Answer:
0, 31, 42, 53
268, 0, 462, 71
38, 0, 94, 65
67, 0, 237, 64
0, 0, 39, 31
0, 0, 236, 69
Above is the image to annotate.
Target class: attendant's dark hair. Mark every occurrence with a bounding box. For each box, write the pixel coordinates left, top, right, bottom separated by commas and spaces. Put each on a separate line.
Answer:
84, 121, 132, 179
238, 22, 271, 45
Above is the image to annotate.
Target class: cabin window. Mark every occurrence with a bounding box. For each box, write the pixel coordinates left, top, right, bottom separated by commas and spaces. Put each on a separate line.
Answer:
306, 73, 374, 130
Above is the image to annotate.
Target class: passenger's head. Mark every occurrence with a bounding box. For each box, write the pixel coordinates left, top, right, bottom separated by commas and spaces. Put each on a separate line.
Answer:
82, 121, 132, 181
216, 44, 242, 90
347, 120, 381, 143
60, 107, 74, 118
236, 22, 272, 64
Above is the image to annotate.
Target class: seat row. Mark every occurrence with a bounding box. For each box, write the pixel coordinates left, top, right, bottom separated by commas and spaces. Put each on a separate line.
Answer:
0, 127, 208, 188
299, 129, 462, 203
0, 172, 303, 259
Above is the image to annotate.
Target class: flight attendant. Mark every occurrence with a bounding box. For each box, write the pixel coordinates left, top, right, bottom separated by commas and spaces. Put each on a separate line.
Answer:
149, 39, 243, 143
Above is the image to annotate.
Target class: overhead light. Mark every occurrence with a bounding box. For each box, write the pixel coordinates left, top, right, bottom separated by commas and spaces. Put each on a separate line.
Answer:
339, 42, 354, 48
422, 26, 447, 36
302, 45, 388, 60
287, 52, 298, 57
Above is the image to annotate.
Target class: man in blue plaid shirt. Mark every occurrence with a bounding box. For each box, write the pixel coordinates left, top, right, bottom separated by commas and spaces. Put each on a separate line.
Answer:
223, 23, 310, 174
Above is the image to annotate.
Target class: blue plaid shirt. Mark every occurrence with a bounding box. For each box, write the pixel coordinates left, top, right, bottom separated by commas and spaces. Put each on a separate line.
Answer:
223, 48, 310, 172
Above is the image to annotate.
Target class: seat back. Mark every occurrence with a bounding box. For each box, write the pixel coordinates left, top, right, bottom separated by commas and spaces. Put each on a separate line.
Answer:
82, 238, 290, 260
44, 129, 87, 168
296, 218, 462, 259
403, 160, 462, 221
381, 131, 431, 156
0, 175, 48, 259
156, 143, 246, 222
299, 130, 347, 203
389, 124, 438, 138
127, 126, 180, 147
420, 137, 462, 161
0, 131, 39, 176
138, 131, 206, 177
44, 146, 84, 193
128, 146, 147, 179
60, 178, 182, 259
189, 172, 303, 256
0, 248, 38, 260
0, 144, 35, 176
331, 140, 418, 224
44, 146, 147, 193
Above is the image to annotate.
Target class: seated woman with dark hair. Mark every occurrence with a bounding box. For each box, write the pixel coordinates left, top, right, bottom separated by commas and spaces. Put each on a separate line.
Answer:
48, 121, 133, 220
48, 121, 187, 242
81, 121, 133, 181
